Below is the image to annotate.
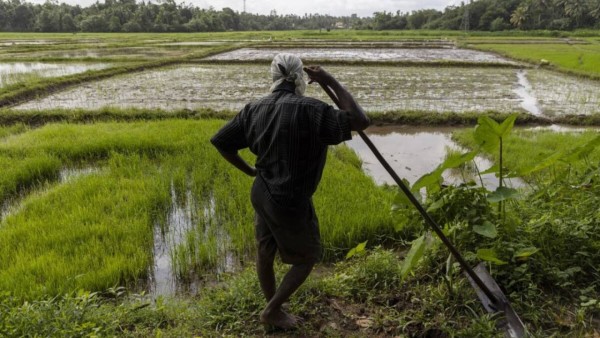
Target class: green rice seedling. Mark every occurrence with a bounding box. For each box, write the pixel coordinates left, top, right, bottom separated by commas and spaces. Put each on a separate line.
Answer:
0, 154, 170, 299
0, 153, 62, 203
0, 123, 28, 138
0, 119, 220, 162
471, 43, 600, 80
0, 118, 397, 298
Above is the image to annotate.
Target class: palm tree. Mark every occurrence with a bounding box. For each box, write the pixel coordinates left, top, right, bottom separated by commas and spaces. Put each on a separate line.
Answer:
510, 4, 529, 28
563, 0, 585, 27
588, 0, 600, 20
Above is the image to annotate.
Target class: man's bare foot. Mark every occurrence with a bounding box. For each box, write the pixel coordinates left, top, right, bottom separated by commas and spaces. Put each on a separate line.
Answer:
260, 308, 298, 330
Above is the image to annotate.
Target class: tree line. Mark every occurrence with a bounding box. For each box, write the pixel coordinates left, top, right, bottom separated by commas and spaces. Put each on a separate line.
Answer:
0, 0, 598, 33
371, 0, 600, 31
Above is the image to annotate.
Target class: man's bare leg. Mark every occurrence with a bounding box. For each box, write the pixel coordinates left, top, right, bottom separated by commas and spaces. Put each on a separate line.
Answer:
260, 262, 314, 329
257, 249, 276, 301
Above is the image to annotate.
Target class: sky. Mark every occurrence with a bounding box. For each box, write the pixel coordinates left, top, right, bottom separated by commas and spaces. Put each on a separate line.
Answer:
27, 0, 462, 17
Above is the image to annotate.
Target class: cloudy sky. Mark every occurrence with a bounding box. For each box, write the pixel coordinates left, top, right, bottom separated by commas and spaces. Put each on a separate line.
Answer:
27, 0, 462, 17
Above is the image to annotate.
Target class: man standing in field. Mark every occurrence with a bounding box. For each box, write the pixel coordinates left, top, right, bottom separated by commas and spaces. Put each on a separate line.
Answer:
210, 53, 369, 330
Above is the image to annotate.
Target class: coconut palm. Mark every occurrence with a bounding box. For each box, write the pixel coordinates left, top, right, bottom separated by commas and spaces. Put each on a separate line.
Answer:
510, 4, 529, 28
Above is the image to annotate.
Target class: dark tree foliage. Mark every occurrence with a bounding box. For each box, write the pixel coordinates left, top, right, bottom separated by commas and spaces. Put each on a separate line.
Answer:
0, 0, 598, 32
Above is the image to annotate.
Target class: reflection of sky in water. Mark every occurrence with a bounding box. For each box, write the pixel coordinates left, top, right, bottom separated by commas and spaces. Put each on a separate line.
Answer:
513, 70, 542, 116
345, 126, 522, 190
0, 62, 109, 87
346, 127, 457, 185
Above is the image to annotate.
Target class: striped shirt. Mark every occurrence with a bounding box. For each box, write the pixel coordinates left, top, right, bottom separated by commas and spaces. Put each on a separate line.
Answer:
211, 82, 352, 205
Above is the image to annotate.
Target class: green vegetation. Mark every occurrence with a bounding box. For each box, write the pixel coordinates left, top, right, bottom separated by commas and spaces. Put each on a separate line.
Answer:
0, 254, 501, 337
3, 107, 598, 128
453, 127, 600, 179
0, 119, 395, 299
471, 42, 600, 79
1, 26, 599, 337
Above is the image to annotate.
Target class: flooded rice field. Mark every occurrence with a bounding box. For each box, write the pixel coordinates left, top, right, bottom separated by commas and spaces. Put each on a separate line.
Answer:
158, 41, 230, 46
15, 64, 530, 113
150, 183, 199, 297
3, 47, 192, 60
345, 126, 523, 190
0, 62, 110, 88
204, 47, 517, 64
0, 40, 57, 46
260, 40, 456, 48
527, 69, 600, 116
150, 182, 239, 297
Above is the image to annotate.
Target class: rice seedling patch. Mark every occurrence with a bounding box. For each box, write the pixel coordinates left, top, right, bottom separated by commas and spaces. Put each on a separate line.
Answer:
526, 69, 600, 116
0, 120, 396, 298
1, 165, 101, 221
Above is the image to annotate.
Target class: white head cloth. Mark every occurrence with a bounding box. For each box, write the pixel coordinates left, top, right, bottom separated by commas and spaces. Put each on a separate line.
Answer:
270, 53, 306, 96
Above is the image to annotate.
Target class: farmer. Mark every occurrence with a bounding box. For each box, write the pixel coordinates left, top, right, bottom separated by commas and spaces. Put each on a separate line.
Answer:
210, 53, 369, 330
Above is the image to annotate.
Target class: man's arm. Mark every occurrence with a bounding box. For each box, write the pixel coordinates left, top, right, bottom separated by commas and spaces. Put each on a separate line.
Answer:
303, 66, 370, 131
216, 149, 257, 177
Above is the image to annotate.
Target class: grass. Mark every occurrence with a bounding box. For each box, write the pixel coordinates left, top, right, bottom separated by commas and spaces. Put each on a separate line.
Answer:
2, 245, 597, 336
2, 107, 599, 128
7, 107, 599, 127
452, 128, 600, 180
0, 155, 168, 299
470, 42, 600, 80
0, 119, 396, 299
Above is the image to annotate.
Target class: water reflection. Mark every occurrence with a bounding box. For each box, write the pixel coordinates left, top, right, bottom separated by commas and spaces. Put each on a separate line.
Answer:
345, 126, 523, 190
514, 70, 542, 116
150, 182, 198, 297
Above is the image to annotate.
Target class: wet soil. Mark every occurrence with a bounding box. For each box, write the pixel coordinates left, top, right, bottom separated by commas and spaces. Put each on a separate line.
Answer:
14, 64, 524, 113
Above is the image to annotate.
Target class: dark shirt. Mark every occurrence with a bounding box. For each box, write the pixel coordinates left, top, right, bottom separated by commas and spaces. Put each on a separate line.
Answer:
211, 82, 352, 205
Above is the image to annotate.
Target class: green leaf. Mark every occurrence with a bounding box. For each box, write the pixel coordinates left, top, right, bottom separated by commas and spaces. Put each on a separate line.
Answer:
478, 116, 502, 135
480, 164, 499, 175
345, 241, 368, 259
581, 299, 598, 307
498, 114, 518, 138
440, 151, 477, 170
400, 235, 427, 279
474, 120, 500, 153
476, 248, 507, 265
426, 198, 445, 212
391, 188, 416, 211
473, 221, 497, 238
513, 247, 539, 260
412, 167, 443, 191
487, 187, 521, 203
